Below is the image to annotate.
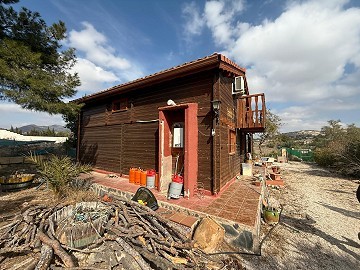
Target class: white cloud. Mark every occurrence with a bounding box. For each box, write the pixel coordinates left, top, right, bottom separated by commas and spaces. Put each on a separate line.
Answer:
182, 2, 205, 37
204, 0, 244, 47
67, 22, 144, 92
184, 0, 360, 131
0, 103, 28, 113
72, 58, 119, 92
228, 0, 360, 102
68, 22, 131, 70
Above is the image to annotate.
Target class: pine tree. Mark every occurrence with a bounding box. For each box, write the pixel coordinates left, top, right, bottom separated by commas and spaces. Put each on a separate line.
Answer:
0, 0, 81, 115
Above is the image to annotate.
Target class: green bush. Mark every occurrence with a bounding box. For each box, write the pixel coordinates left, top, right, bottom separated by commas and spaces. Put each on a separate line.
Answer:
314, 148, 336, 167
313, 121, 360, 177
29, 154, 92, 196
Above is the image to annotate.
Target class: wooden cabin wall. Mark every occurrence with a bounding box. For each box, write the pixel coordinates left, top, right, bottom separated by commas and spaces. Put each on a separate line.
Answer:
79, 71, 214, 191
218, 72, 242, 189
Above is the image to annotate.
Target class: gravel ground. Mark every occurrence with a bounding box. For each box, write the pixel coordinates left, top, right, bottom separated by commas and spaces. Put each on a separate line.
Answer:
242, 162, 360, 270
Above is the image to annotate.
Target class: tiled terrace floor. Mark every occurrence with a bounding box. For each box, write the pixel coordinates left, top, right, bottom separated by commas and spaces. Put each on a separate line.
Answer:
91, 171, 261, 228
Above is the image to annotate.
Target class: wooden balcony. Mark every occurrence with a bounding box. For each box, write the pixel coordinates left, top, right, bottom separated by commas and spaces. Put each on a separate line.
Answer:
237, 93, 266, 132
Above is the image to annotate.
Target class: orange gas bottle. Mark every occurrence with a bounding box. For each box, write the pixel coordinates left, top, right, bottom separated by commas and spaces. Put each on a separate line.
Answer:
140, 170, 147, 186
155, 173, 159, 189
129, 168, 136, 183
135, 169, 141, 185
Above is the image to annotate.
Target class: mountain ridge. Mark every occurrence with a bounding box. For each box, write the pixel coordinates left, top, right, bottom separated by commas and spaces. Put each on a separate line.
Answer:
16, 124, 70, 133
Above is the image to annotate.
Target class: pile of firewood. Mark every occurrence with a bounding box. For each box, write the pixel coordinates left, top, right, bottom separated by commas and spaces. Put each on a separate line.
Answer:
0, 196, 224, 269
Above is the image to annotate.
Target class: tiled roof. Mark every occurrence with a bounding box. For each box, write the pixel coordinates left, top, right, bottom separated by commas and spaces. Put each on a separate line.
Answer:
74, 53, 245, 103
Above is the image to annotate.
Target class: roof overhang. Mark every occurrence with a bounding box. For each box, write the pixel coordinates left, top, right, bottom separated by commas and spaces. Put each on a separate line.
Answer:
74, 53, 246, 104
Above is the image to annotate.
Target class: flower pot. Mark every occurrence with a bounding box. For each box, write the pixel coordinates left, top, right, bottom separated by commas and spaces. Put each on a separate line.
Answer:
264, 209, 280, 224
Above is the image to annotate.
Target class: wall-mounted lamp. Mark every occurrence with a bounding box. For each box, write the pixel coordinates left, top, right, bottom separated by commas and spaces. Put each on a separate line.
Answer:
211, 100, 221, 125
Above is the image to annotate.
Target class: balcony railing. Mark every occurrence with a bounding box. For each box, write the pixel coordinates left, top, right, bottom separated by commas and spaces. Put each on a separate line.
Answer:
237, 93, 266, 132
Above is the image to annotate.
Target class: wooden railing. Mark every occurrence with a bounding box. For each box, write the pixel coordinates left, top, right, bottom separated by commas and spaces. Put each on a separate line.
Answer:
237, 93, 266, 132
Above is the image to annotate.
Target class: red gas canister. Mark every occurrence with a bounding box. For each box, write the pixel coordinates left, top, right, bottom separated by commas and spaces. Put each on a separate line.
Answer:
172, 174, 184, 183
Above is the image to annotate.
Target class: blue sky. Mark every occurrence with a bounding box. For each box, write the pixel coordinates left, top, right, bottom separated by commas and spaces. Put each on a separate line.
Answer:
1, 0, 360, 132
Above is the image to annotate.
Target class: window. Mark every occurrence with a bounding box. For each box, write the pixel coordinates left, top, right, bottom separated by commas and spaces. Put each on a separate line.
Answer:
112, 98, 128, 112
229, 129, 236, 154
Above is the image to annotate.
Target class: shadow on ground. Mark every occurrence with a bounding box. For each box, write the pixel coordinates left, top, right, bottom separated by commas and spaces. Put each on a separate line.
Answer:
0, 193, 35, 217
302, 168, 333, 177
242, 218, 359, 270
323, 189, 354, 195
317, 202, 360, 219
281, 214, 360, 262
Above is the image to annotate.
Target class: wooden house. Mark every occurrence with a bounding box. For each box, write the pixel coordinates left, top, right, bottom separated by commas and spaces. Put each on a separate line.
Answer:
75, 53, 266, 198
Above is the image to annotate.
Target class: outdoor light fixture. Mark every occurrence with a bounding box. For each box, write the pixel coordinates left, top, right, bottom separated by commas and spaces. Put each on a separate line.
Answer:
211, 100, 221, 112
211, 100, 221, 126
211, 100, 221, 137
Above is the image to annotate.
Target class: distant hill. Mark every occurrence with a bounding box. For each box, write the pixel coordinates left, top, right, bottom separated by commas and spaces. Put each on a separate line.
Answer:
18, 124, 70, 134
283, 130, 322, 138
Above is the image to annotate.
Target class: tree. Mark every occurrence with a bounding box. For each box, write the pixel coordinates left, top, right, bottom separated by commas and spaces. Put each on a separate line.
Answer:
62, 106, 79, 147
314, 120, 360, 177
258, 109, 281, 155
278, 134, 296, 148
0, 0, 81, 115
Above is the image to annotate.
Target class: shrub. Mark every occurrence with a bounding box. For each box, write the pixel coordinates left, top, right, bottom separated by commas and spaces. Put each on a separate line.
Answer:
29, 153, 92, 197
314, 148, 336, 167
314, 121, 360, 177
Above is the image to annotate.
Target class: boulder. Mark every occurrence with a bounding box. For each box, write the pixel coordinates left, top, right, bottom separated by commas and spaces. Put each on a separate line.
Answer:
193, 217, 225, 253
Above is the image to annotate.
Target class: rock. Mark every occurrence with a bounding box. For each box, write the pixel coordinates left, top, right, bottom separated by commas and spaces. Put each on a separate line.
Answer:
193, 217, 225, 253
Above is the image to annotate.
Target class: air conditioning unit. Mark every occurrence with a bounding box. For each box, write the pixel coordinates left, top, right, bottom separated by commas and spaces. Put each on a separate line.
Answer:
232, 76, 245, 95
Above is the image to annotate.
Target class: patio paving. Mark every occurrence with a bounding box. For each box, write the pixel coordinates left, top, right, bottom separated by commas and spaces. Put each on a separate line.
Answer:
90, 171, 261, 229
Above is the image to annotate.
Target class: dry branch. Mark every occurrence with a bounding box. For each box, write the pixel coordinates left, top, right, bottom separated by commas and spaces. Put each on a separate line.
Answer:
0, 197, 221, 269
37, 230, 75, 268
115, 237, 152, 270
35, 244, 53, 270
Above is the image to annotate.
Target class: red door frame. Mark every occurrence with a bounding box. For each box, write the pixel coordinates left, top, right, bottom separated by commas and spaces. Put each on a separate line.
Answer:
158, 103, 198, 198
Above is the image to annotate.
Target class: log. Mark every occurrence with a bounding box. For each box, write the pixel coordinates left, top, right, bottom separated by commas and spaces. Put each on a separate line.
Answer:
120, 199, 188, 243
132, 245, 185, 270
23, 256, 39, 270
114, 208, 119, 225
117, 212, 128, 227
35, 244, 53, 270
115, 237, 152, 270
0, 245, 32, 255
149, 238, 158, 255
119, 203, 131, 227
9, 256, 37, 270
147, 216, 174, 242
37, 230, 76, 268
153, 241, 177, 256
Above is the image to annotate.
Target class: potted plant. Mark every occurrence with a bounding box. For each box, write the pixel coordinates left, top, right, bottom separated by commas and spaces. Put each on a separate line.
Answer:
263, 207, 280, 224
263, 197, 281, 224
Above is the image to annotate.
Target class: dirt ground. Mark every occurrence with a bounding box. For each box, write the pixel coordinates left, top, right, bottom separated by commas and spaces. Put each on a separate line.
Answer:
242, 162, 360, 270
1, 162, 359, 269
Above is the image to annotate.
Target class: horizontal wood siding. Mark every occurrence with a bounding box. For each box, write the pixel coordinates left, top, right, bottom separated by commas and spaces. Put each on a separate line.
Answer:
219, 73, 241, 189
197, 115, 212, 191
79, 125, 121, 173
79, 70, 214, 190
122, 122, 158, 172
82, 104, 107, 128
